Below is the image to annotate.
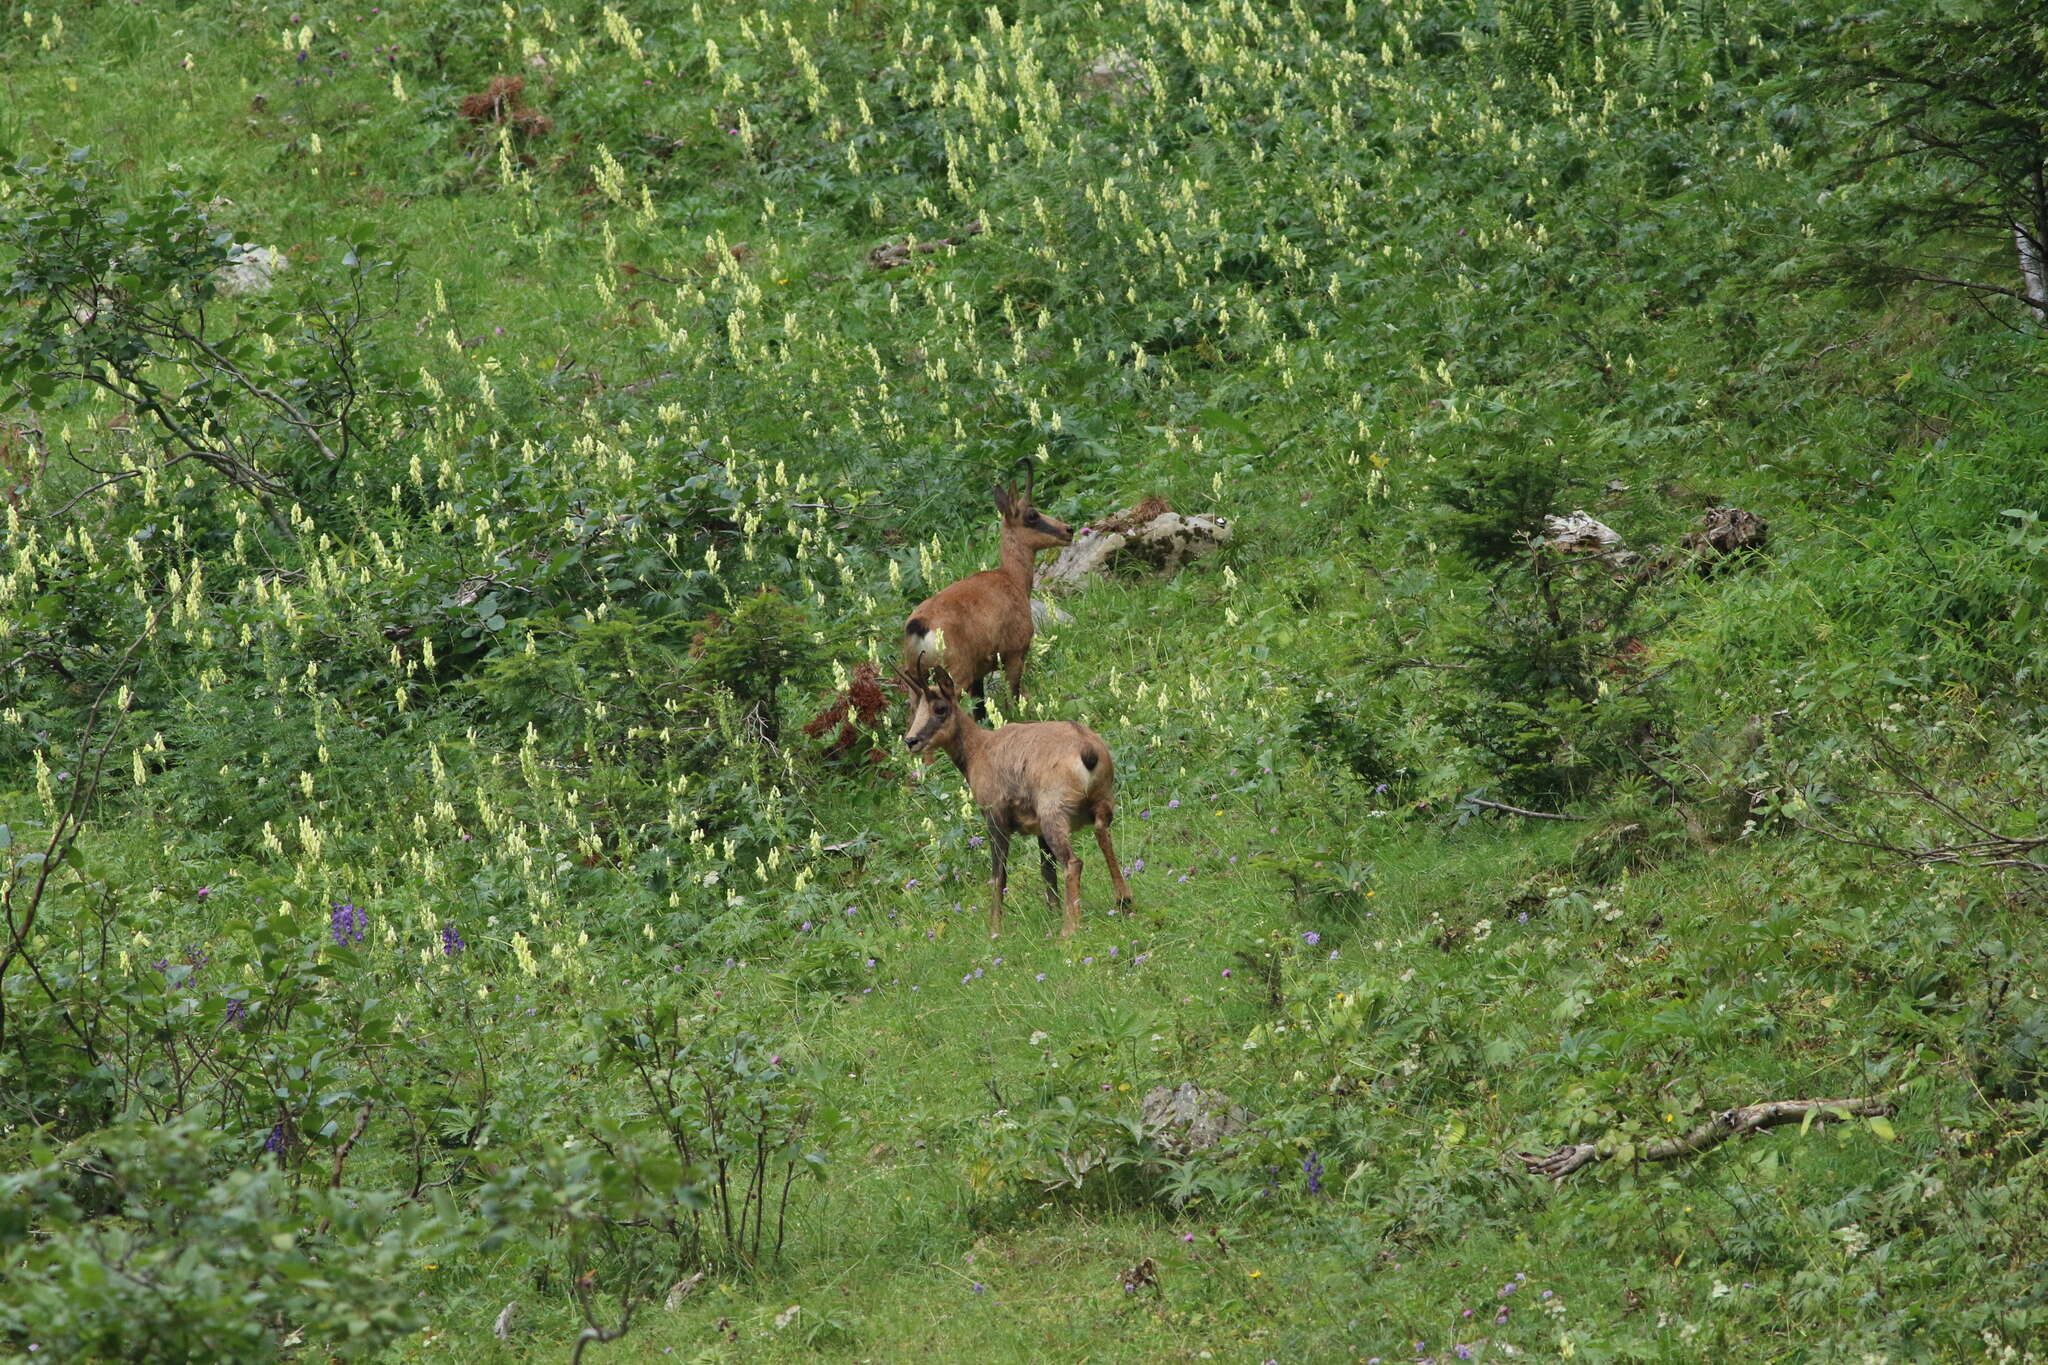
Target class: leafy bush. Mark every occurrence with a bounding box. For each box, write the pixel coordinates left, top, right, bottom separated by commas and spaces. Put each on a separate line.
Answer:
0, 1118, 438, 1362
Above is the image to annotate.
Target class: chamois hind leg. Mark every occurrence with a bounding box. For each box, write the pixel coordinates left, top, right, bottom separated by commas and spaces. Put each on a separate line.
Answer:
1093, 801, 1133, 907
985, 818, 1011, 937
969, 673, 990, 723
1036, 836, 1060, 912
1040, 816, 1083, 937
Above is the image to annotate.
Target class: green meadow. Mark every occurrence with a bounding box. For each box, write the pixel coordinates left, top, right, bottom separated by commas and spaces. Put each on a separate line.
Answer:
3, 1, 2045, 1360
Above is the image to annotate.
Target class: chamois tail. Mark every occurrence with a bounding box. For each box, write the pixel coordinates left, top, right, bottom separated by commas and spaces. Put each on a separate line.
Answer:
903, 616, 942, 673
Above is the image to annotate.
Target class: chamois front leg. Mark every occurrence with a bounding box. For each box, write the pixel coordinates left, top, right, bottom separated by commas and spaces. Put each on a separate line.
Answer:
1036, 835, 1060, 912
1002, 651, 1028, 714
1040, 817, 1083, 937
985, 817, 1011, 937
969, 674, 990, 724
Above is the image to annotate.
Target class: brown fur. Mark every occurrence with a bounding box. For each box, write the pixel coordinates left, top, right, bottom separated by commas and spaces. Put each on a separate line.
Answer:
893, 669, 1132, 937
902, 472, 1072, 718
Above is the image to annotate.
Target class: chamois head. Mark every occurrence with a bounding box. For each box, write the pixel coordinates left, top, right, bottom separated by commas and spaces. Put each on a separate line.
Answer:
993, 467, 1073, 553
893, 666, 966, 758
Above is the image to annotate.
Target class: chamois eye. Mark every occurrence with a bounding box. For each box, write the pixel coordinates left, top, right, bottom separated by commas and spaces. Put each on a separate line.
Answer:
935, 705, 951, 717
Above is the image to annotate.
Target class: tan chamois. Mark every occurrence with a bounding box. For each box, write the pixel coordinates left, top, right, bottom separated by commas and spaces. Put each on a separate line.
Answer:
893, 667, 1132, 937
902, 470, 1072, 720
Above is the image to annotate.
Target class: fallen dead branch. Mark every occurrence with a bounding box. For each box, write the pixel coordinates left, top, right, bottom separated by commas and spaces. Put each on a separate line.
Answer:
1517, 1096, 1894, 1182
1462, 796, 1585, 822
868, 220, 984, 270
1791, 728, 2048, 874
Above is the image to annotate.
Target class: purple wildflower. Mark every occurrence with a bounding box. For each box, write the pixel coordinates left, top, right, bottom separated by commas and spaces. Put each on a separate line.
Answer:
1302, 1151, 1324, 1195
1302, 931, 1320, 946
329, 902, 366, 946
225, 998, 249, 1026
441, 923, 466, 956
263, 1122, 288, 1154
195, 886, 212, 901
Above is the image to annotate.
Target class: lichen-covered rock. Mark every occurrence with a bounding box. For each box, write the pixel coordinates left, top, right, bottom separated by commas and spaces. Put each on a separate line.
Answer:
1538, 510, 1625, 554
1682, 506, 1769, 563
215, 243, 288, 297
1041, 499, 1231, 588
1080, 50, 1149, 103
1031, 598, 1074, 629
1139, 1083, 1251, 1155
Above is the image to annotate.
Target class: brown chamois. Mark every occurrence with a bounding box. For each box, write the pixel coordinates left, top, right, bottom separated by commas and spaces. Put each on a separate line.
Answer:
893, 666, 1132, 937
901, 469, 1072, 720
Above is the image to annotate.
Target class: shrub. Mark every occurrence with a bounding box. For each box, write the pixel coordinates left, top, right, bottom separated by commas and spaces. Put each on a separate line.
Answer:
0, 1118, 439, 1363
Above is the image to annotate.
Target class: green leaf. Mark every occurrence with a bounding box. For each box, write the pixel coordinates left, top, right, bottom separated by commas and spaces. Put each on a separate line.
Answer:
1867, 1116, 1897, 1142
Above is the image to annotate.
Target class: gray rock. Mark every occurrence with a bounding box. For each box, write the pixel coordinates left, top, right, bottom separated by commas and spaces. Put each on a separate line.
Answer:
215, 243, 289, 297
1031, 597, 1074, 628
1041, 512, 1231, 589
1538, 510, 1624, 554
1080, 50, 1149, 103
1139, 1083, 1252, 1155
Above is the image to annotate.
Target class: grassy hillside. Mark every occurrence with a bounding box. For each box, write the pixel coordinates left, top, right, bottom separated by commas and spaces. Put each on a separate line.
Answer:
3, 1, 2046, 1361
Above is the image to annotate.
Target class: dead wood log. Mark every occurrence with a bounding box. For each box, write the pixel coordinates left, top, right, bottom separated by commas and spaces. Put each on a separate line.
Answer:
1517, 1096, 1894, 1182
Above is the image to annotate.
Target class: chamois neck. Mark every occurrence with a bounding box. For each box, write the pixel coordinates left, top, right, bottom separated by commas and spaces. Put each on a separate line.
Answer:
936, 712, 990, 776
997, 526, 1037, 592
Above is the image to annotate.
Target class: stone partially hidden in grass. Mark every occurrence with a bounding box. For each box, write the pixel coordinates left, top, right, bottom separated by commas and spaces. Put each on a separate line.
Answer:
1140, 1082, 1252, 1156
1041, 497, 1232, 589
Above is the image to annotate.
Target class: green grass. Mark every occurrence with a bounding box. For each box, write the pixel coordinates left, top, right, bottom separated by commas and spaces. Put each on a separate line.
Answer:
3, 1, 2046, 1361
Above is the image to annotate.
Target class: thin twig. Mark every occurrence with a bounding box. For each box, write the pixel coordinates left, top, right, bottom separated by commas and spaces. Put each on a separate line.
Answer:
1463, 797, 1584, 822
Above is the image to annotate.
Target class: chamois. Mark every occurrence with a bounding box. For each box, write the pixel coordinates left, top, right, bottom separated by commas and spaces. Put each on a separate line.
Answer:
902, 469, 1072, 720
893, 666, 1132, 937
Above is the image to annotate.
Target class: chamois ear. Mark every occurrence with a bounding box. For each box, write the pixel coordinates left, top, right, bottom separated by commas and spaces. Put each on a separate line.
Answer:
991, 483, 1015, 518
930, 668, 962, 701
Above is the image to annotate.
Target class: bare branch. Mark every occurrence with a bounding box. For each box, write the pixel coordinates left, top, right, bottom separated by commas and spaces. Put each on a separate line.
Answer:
567, 1294, 636, 1364
1518, 1097, 1895, 1182
1462, 796, 1584, 822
